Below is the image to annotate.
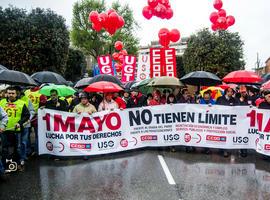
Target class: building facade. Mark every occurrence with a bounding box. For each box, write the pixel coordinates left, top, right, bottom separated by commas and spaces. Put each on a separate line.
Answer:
255, 57, 270, 76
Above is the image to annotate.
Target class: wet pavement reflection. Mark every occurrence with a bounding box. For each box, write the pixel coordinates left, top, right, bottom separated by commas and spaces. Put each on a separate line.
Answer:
0, 148, 270, 200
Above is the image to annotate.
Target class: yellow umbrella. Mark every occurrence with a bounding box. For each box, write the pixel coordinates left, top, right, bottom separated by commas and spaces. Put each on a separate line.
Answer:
200, 86, 224, 100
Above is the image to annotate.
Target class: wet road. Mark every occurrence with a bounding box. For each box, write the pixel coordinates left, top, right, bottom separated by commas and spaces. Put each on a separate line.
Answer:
1, 148, 270, 200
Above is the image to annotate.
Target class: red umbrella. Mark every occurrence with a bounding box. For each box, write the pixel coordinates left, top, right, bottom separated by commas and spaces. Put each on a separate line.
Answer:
84, 81, 123, 93
261, 80, 270, 90
223, 70, 262, 83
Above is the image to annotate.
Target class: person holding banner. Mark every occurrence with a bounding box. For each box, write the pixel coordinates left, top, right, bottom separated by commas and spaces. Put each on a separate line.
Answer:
199, 90, 216, 154
216, 87, 237, 157
98, 93, 119, 111
148, 90, 163, 106
178, 89, 195, 104
0, 86, 30, 171
216, 88, 238, 106
122, 90, 130, 104
127, 88, 147, 108
167, 93, 177, 104
113, 92, 126, 109
258, 90, 270, 109
73, 92, 96, 161
178, 88, 196, 153
45, 89, 68, 111
199, 90, 216, 105
73, 92, 97, 114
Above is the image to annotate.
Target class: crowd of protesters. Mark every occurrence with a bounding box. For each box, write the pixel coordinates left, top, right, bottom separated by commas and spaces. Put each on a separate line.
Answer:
1, 83, 270, 180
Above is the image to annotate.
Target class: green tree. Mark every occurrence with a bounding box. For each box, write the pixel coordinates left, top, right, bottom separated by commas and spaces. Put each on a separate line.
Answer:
65, 48, 87, 82
70, 0, 139, 61
183, 28, 245, 77
176, 56, 185, 78
0, 6, 69, 74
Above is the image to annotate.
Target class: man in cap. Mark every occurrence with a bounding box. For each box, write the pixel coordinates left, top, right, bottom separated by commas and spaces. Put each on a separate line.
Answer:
73, 92, 97, 114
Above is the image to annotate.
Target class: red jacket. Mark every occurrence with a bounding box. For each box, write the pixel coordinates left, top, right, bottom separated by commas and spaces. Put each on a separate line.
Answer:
148, 99, 161, 106
114, 97, 126, 109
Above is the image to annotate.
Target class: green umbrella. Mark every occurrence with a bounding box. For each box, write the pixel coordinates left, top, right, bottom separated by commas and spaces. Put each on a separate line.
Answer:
131, 78, 154, 89
130, 78, 155, 95
40, 84, 76, 97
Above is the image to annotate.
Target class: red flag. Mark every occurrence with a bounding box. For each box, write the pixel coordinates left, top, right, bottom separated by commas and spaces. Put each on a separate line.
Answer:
150, 48, 163, 77
163, 48, 177, 77
150, 48, 177, 77
97, 55, 114, 75
121, 55, 136, 83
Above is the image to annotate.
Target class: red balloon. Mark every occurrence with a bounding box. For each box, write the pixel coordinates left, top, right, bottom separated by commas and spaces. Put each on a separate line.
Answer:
118, 54, 124, 63
99, 12, 109, 28
159, 28, 170, 47
115, 63, 123, 73
213, 0, 223, 11
118, 16, 125, 28
108, 12, 119, 27
217, 17, 227, 30
218, 9, 226, 17
158, 28, 170, 40
165, 8, 173, 19
226, 15, 235, 26
154, 3, 167, 18
115, 41, 124, 51
159, 0, 169, 7
211, 23, 219, 31
142, 6, 153, 20
159, 38, 170, 48
89, 11, 99, 23
217, 16, 226, 24
148, 0, 158, 8
107, 27, 117, 35
120, 49, 128, 55
169, 29, 180, 42
92, 22, 102, 32
112, 53, 120, 62
210, 12, 219, 24
107, 9, 116, 16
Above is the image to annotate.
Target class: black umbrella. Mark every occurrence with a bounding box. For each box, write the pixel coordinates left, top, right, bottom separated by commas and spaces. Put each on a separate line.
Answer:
261, 73, 270, 83
124, 81, 137, 91
0, 64, 8, 70
180, 71, 222, 86
0, 69, 37, 86
74, 77, 93, 89
31, 71, 67, 85
87, 74, 123, 87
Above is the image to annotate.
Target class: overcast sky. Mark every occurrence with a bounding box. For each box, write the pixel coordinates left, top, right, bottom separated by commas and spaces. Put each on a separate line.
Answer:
1, 0, 269, 70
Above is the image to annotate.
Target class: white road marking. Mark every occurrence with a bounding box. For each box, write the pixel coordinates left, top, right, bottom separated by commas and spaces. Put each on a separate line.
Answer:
158, 155, 176, 185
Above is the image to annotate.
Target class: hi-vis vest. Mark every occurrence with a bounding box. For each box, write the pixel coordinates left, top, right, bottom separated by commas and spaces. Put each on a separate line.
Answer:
20, 95, 29, 108
24, 89, 41, 112
0, 99, 25, 131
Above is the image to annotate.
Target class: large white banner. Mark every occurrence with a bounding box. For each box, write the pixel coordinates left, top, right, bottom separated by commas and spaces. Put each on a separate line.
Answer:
38, 104, 270, 156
